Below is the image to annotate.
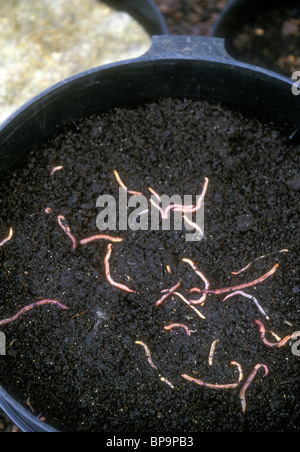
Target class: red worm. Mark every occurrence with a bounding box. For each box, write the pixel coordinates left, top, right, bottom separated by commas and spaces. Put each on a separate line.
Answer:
104, 244, 136, 293
50, 166, 63, 176
223, 290, 269, 319
182, 361, 243, 389
155, 279, 182, 306
0, 228, 13, 247
149, 177, 209, 218
231, 249, 288, 275
114, 170, 143, 196
182, 258, 209, 305
164, 323, 196, 336
57, 215, 77, 251
198, 263, 279, 295
135, 341, 158, 370
0, 299, 69, 326
239, 364, 269, 413
173, 291, 206, 319
254, 319, 294, 347
80, 234, 124, 245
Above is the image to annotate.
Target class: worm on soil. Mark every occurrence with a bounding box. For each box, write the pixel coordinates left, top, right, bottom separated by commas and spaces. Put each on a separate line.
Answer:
156, 279, 182, 306
104, 243, 136, 293
0, 299, 69, 326
57, 215, 77, 251
239, 363, 269, 413
135, 340, 158, 370
182, 361, 243, 389
164, 323, 196, 336
222, 290, 269, 319
254, 319, 295, 347
0, 228, 13, 247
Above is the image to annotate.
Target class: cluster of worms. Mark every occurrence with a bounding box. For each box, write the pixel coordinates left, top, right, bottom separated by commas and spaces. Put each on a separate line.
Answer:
0, 167, 298, 419
135, 250, 297, 413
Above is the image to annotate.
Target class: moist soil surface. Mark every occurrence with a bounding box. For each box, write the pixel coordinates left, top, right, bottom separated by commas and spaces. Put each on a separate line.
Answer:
0, 98, 299, 432
225, 2, 300, 77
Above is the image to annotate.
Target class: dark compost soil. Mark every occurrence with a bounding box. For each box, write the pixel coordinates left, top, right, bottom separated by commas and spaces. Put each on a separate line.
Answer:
155, 0, 227, 36
0, 97, 299, 432
225, 2, 300, 77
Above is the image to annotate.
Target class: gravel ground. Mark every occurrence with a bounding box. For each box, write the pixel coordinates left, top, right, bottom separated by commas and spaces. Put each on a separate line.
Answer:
0, 0, 150, 125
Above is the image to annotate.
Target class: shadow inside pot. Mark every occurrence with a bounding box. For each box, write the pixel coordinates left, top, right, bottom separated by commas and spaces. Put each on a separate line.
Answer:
212, 0, 300, 77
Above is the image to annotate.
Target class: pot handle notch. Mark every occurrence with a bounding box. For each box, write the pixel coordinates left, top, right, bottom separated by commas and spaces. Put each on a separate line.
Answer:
142, 35, 235, 62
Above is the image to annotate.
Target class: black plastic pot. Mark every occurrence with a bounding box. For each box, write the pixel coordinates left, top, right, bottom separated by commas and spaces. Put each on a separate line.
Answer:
0, 36, 299, 431
211, 0, 287, 38
101, 0, 168, 36
211, 0, 300, 77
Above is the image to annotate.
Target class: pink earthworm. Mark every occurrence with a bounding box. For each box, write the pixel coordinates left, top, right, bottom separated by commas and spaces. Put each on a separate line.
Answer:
183, 215, 204, 237
254, 319, 295, 347
155, 279, 182, 306
173, 292, 206, 319
0, 228, 13, 247
164, 323, 197, 336
149, 198, 169, 219
104, 244, 136, 293
182, 258, 210, 304
239, 363, 269, 413
148, 188, 190, 217
222, 290, 269, 319
149, 177, 209, 217
182, 361, 243, 389
208, 338, 220, 366
173, 177, 209, 214
196, 263, 279, 295
166, 265, 172, 274
57, 215, 77, 251
113, 170, 143, 196
149, 195, 199, 220
135, 341, 158, 370
50, 166, 63, 175
148, 187, 161, 202
0, 299, 69, 326
231, 249, 288, 275
79, 234, 124, 245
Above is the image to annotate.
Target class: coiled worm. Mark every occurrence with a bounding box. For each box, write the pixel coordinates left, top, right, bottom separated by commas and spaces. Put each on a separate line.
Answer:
254, 319, 295, 347
182, 258, 210, 305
